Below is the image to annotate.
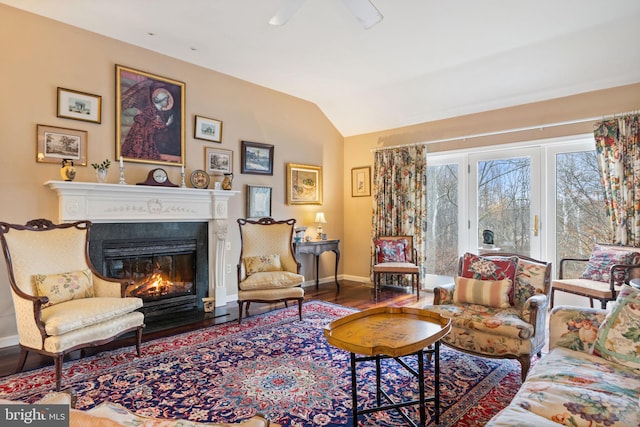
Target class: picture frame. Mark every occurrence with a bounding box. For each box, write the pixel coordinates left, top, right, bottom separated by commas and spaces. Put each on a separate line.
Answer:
57, 87, 102, 124
246, 185, 272, 219
351, 166, 371, 197
241, 141, 274, 175
194, 115, 222, 143
116, 65, 185, 166
205, 146, 233, 175
286, 163, 322, 205
36, 124, 87, 165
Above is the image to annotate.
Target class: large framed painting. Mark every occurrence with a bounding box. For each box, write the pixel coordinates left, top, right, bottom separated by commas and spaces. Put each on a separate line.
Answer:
116, 65, 185, 166
286, 163, 322, 205
240, 141, 274, 175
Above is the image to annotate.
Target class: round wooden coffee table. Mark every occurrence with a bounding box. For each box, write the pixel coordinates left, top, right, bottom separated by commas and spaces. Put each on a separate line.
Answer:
324, 306, 451, 427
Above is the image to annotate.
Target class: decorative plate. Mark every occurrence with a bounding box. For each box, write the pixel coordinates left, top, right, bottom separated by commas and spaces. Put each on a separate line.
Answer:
190, 169, 210, 189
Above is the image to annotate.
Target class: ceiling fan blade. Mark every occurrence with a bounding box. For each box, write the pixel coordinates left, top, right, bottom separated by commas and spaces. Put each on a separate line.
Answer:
269, 0, 307, 26
342, 0, 383, 29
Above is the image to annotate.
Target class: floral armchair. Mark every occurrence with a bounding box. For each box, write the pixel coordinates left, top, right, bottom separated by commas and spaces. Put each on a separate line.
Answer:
0, 219, 145, 391
425, 252, 551, 381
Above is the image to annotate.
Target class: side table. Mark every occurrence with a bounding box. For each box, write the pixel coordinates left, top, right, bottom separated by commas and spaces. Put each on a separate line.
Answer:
294, 239, 340, 289
324, 306, 451, 426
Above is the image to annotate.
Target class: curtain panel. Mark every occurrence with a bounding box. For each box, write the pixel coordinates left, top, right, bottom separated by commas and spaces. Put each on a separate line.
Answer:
372, 145, 427, 280
594, 114, 640, 246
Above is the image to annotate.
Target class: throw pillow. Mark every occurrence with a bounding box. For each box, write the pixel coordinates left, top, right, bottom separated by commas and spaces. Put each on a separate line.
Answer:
592, 284, 640, 372
453, 276, 512, 308
580, 245, 640, 284
460, 253, 518, 304
244, 254, 282, 275
374, 239, 408, 263
33, 269, 94, 308
513, 259, 548, 308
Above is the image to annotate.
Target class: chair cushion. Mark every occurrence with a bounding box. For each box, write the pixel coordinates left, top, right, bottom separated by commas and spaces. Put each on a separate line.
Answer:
244, 254, 282, 275
427, 303, 534, 340
238, 271, 304, 290
513, 259, 548, 309
580, 245, 640, 283
373, 261, 419, 273
592, 284, 640, 372
374, 238, 408, 263
41, 297, 143, 336
552, 278, 618, 299
453, 276, 511, 308
33, 269, 94, 308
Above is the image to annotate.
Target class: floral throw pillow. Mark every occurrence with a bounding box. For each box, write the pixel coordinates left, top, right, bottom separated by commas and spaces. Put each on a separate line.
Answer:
460, 253, 518, 305
592, 284, 640, 372
453, 276, 512, 308
580, 245, 640, 284
244, 254, 282, 275
33, 269, 94, 308
374, 239, 408, 263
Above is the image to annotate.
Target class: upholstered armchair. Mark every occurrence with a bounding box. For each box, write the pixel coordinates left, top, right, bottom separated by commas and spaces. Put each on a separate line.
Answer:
372, 235, 420, 300
0, 219, 145, 391
237, 218, 305, 324
424, 252, 551, 381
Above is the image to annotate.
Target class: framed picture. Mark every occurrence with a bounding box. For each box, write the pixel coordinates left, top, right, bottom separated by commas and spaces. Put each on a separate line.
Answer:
36, 124, 87, 165
116, 65, 185, 166
205, 146, 233, 175
286, 163, 322, 205
246, 185, 272, 219
351, 166, 371, 197
194, 115, 222, 143
57, 87, 102, 124
241, 141, 274, 175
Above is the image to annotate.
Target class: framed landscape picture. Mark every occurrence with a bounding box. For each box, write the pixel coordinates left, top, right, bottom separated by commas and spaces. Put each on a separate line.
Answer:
246, 185, 272, 219
286, 163, 322, 205
116, 65, 185, 166
194, 115, 222, 143
241, 141, 274, 175
57, 87, 102, 123
205, 146, 233, 175
36, 124, 87, 165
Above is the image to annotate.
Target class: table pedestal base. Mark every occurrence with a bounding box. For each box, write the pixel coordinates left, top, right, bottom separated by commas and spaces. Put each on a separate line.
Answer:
349, 342, 441, 427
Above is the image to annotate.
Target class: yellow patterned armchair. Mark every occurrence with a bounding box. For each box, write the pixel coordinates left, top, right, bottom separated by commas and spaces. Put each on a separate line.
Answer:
237, 218, 305, 324
0, 219, 145, 391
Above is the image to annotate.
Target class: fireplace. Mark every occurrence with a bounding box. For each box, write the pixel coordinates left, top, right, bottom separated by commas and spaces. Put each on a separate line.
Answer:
88, 222, 208, 318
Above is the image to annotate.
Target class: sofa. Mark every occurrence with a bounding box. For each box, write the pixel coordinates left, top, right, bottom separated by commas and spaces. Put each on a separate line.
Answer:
0, 392, 279, 427
487, 284, 640, 426
425, 252, 552, 381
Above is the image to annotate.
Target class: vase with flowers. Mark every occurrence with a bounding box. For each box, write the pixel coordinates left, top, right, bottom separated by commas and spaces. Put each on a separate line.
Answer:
91, 159, 111, 183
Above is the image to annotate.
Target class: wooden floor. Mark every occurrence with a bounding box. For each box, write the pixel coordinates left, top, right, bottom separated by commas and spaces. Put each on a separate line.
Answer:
0, 280, 435, 378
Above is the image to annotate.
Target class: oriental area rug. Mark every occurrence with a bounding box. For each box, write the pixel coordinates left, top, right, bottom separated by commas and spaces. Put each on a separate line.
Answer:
0, 301, 525, 426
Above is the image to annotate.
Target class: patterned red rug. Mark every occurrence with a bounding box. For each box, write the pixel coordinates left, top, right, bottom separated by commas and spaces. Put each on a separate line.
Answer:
0, 301, 524, 426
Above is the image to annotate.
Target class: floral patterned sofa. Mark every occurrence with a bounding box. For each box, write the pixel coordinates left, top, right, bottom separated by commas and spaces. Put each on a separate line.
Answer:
487, 284, 640, 427
0, 392, 280, 427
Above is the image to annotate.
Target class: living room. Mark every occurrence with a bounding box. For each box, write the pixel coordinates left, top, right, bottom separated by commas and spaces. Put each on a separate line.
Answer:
0, 2, 639, 425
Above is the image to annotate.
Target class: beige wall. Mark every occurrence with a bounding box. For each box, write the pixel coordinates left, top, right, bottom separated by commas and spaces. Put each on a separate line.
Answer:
343, 84, 640, 280
0, 5, 344, 344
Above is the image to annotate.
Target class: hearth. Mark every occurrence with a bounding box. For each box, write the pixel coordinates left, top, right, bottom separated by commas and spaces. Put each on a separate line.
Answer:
88, 222, 208, 318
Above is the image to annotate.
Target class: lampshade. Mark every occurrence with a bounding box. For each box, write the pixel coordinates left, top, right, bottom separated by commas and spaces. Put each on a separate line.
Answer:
314, 212, 327, 224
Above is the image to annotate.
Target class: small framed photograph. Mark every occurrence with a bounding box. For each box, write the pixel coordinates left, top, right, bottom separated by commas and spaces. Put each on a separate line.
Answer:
286, 163, 322, 205
241, 141, 274, 175
36, 124, 87, 165
57, 87, 102, 124
351, 166, 371, 197
194, 115, 222, 143
246, 185, 272, 219
205, 146, 233, 175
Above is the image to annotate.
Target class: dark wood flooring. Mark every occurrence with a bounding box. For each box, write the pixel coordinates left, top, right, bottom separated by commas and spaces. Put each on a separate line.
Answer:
0, 280, 435, 378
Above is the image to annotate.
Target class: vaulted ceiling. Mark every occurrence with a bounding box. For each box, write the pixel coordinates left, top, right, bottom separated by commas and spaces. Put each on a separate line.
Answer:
3, 0, 640, 136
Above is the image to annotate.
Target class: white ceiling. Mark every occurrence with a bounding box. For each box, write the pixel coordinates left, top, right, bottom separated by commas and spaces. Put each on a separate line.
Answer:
4, 0, 640, 136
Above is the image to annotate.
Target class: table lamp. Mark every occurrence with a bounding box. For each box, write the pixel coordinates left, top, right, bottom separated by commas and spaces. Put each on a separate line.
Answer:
314, 212, 327, 239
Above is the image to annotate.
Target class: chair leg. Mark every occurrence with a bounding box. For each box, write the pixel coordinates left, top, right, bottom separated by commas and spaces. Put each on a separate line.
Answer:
135, 326, 143, 357
416, 273, 420, 301
297, 298, 303, 321
237, 301, 244, 324
284, 301, 289, 308
518, 355, 531, 382
15, 348, 28, 374
600, 299, 607, 309
550, 288, 555, 310
54, 354, 64, 392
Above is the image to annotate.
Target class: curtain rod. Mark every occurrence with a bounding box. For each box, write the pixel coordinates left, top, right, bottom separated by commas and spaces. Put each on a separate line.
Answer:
370, 110, 639, 152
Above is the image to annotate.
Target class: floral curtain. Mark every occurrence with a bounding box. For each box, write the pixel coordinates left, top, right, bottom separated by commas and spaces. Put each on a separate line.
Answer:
372, 145, 428, 280
593, 114, 640, 246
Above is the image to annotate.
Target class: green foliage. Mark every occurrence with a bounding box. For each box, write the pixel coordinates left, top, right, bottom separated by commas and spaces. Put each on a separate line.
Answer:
91, 159, 111, 171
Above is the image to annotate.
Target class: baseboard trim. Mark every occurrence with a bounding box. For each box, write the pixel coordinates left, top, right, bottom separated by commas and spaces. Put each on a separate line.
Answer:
0, 334, 19, 349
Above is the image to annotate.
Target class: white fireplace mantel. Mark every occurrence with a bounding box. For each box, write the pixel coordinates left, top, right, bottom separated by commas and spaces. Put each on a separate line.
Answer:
45, 181, 239, 307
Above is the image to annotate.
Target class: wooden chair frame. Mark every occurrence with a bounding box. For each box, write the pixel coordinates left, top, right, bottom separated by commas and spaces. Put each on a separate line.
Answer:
372, 235, 420, 300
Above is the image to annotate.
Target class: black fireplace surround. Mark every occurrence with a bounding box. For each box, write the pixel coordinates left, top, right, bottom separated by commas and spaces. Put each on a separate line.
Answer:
88, 222, 209, 318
